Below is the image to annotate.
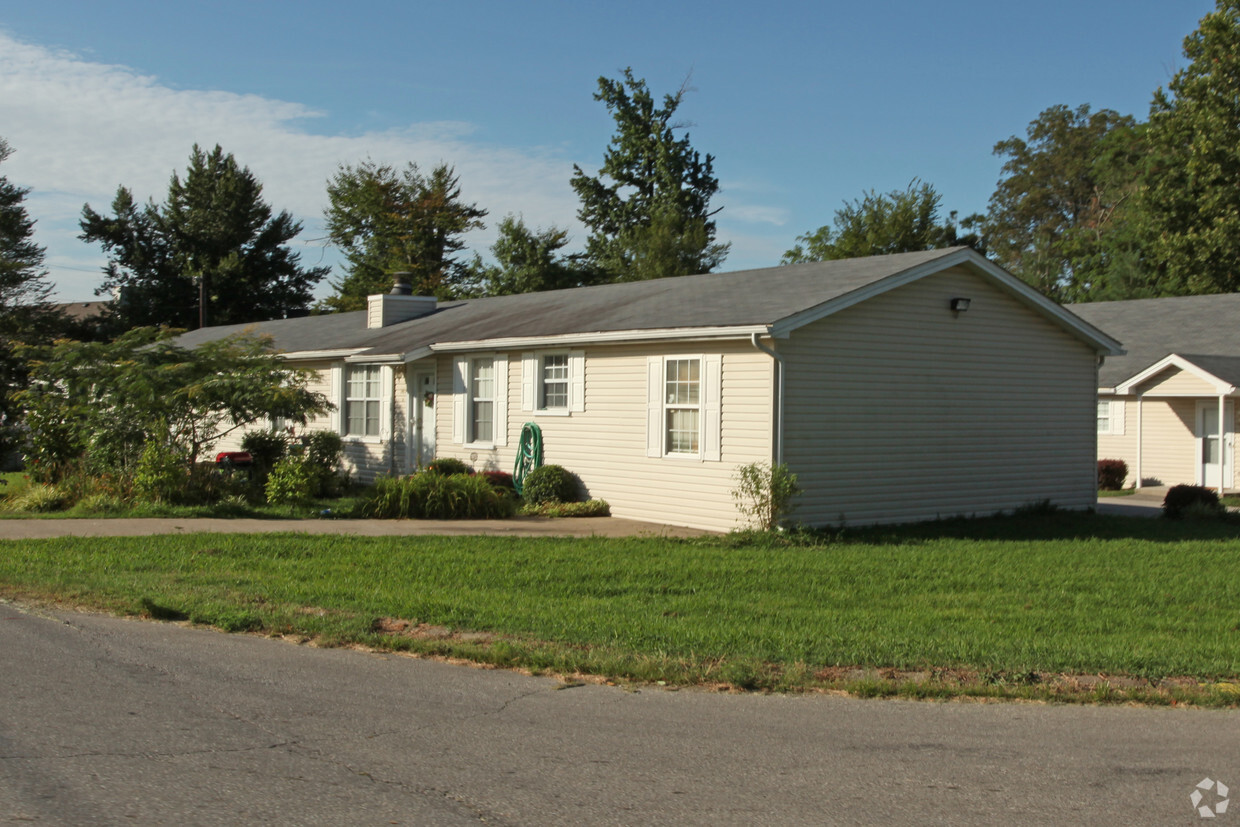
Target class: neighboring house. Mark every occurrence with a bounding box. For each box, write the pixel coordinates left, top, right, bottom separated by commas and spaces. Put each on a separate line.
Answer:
180, 247, 1120, 531
1070, 294, 1240, 493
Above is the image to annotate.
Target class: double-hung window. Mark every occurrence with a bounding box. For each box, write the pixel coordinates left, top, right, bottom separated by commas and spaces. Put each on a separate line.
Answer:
345, 365, 382, 437
520, 351, 584, 415
471, 357, 496, 443
664, 358, 700, 454
646, 354, 722, 461
452, 354, 508, 447
1097, 399, 1125, 436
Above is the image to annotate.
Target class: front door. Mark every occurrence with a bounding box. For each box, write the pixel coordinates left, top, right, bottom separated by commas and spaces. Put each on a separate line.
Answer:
1197, 401, 1234, 489
408, 370, 437, 471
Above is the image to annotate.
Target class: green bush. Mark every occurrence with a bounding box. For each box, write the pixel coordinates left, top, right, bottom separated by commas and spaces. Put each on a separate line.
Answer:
359, 472, 513, 519
241, 430, 289, 474
265, 456, 317, 506
732, 461, 800, 530
3, 482, 68, 513
133, 440, 187, 504
1163, 484, 1223, 519
302, 431, 346, 496
426, 457, 473, 476
521, 464, 578, 505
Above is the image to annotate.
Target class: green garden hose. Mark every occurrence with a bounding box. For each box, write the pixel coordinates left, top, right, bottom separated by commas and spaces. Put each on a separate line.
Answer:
513, 422, 543, 495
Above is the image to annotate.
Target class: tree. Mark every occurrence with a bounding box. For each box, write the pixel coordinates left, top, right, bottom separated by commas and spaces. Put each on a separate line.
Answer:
1139, 0, 1240, 296
982, 104, 1146, 301
468, 215, 583, 296
80, 144, 327, 329
571, 68, 729, 282
323, 161, 487, 308
0, 137, 63, 461
781, 181, 981, 264
19, 328, 331, 481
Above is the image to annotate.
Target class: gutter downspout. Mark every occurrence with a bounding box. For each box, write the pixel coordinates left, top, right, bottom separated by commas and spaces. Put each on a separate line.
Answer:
750, 332, 784, 466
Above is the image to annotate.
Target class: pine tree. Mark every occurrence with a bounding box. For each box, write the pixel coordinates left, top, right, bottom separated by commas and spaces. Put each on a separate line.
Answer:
324, 161, 487, 307
80, 144, 327, 329
571, 69, 728, 282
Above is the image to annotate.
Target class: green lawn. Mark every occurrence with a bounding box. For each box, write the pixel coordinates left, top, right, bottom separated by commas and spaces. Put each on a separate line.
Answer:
3, 511, 1240, 703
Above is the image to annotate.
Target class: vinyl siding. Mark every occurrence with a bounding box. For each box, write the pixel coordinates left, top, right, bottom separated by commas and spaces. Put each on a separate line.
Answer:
1098, 397, 1237, 489
434, 342, 773, 531
781, 266, 1099, 526
1136, 367, 1220, 396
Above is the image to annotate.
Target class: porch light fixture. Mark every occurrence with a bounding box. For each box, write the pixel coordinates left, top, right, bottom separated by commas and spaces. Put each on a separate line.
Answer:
950, 297, 971, 313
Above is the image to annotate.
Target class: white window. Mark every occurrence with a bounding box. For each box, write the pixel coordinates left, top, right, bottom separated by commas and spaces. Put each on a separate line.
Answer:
1097, 399, 1126, 436
471, 357, 495, 443
452, 355, 509, 447
664, 358, 700, 454
345, 365, 382, 437
521, 351, 585, 414
646, 354, 722, 461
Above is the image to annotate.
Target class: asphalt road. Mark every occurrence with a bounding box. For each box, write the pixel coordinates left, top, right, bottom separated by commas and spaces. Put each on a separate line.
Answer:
1, 602, 1237, 825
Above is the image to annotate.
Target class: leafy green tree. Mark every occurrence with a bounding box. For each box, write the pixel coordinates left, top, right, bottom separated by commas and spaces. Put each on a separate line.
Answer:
1139, 0, 1240, 296
0, 137, 64, 461
571, 69, 729, 282
469, 215, 583, 296
982, 104, 1146, 301
782, 181, 981, 264
80, 144, 327, 329
19, 328, 331, 481
324, 161, 487, 307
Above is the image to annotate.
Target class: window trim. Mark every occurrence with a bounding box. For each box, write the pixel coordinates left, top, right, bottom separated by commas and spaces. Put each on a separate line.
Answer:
452, 353, 508, 449
646, 354, 722, 462
334, 362, 391, 444
521, 350, 584, 416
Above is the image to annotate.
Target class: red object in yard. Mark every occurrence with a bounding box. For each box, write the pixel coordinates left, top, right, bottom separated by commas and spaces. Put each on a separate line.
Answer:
215, 451, 254, 467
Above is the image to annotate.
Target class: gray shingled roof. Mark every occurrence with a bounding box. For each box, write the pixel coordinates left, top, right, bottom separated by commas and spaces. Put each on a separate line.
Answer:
177, 247, 1113, 359
176, 248, 967, 355
1068, 293, 1240, 388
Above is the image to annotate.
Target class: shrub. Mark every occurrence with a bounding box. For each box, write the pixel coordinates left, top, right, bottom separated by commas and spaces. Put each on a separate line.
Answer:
265, 455, 317, 506
1097, 459, 1128, 491
3, 482, 67, 513
521, 464, 578, 505
481, 470, 517, 496
359, 473, 513, 519
521, 499, 611, 518
1163, 484, 1223, 519
184, 462, 251, 505
426, 457, 473, 476
133, 440, 187, 504
732, 461, 800, 530
301, 431, 346, 497
241, 430, 289, 474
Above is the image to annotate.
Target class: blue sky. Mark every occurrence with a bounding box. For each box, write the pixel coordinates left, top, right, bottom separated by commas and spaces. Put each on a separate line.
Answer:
0, 1, 1214, 300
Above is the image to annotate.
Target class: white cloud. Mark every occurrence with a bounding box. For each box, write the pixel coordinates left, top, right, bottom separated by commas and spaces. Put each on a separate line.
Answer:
0, 31, 585, 299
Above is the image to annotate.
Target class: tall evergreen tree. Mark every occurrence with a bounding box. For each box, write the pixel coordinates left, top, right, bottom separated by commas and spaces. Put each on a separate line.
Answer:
323, 161, 487, 308
0, 137, 62, 460
80, 144, 327, 329
468, 215, 582, 296
571, 69, 728, 282
982, 104, 1146, 301
782, 181, 981, 264
1140, 0, 1240, 296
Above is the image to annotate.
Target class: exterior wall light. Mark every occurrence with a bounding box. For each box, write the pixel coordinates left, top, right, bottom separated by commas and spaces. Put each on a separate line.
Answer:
950, 297, 971, 313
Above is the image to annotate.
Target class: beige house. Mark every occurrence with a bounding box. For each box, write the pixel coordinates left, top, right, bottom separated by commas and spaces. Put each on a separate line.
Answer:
185, 247, 1120, 531
1070, 294, 1240, 493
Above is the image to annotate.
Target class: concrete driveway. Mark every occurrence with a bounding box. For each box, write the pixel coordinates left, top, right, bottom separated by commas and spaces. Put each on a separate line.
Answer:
1094, 486, 1168, 518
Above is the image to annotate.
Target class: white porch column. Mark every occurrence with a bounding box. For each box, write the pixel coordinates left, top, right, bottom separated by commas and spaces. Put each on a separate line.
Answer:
1220, 394, 1228, 496
1135, 393, 1144, 490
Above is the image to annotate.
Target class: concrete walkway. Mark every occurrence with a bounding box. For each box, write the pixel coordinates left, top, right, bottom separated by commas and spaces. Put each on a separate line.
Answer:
1094, 486, 1168, 518
0, 515, 713, 540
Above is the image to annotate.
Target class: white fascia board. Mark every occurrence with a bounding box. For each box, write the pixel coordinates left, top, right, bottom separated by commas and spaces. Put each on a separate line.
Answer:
1114, 353, 1237, 395
343, 352, 405, 364
277, 348, 368, 361
769, 248, 1126, 356
426, 325, 769, 352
